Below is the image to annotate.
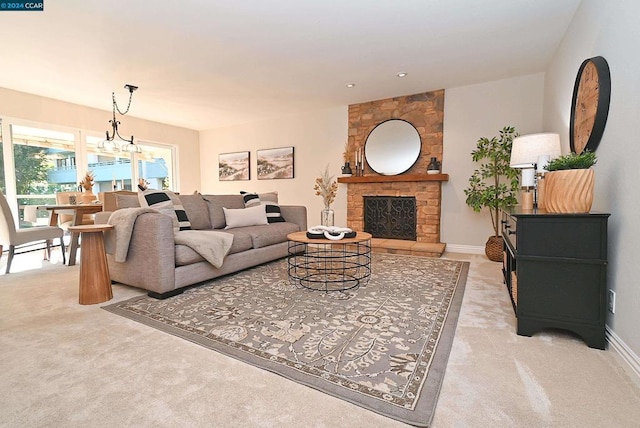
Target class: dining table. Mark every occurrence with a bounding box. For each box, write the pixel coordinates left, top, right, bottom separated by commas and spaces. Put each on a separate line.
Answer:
37, 203, 104, 266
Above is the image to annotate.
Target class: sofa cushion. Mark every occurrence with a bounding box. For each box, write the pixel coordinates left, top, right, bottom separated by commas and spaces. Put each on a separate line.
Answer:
178, 194, 212, 230
174, 230, 252, 266
241, 191, 285, 223
138, 189, 191, 232
220, 229, 254, 253
234, 222, 300, 249
223, 205, 268, 229
203, 194, 245, 229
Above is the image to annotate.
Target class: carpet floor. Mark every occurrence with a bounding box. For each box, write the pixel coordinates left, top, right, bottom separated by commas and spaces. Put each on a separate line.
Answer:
104, 254, 469, 427
2, 251, 640, 427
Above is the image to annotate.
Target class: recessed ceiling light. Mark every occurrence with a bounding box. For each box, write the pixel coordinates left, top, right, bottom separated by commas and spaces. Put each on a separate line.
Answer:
346, 83, 356, 88
397, 72, 408, 78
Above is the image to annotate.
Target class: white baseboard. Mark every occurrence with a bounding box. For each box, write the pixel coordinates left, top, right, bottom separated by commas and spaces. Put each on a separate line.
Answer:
444, 244, 485, 255
606, 326, 640, 382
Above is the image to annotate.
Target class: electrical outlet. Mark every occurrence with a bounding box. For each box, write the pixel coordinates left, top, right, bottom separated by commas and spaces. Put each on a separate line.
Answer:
608, 289, 616, 314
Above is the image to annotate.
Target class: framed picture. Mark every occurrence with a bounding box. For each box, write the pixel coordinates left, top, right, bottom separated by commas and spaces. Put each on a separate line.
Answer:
257, 146, 295, 180
219, 151, 250, 181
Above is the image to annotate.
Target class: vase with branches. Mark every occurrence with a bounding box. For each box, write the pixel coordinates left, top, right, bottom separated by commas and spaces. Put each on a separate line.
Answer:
340, 141, 353, 176
79, 171, 95, 191
314, 165, 338, 226
464, 126, 520, 261
78, 171, 96, 203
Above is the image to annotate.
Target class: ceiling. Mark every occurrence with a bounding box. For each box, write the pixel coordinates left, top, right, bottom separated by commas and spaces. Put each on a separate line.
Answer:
0, 0, 581, 131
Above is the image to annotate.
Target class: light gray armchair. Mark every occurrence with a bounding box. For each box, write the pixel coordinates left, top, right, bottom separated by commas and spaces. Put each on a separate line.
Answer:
0, 193, 66, 274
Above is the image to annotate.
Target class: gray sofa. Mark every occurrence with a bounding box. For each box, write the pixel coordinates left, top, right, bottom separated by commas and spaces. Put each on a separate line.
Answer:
95, 192, 307, 299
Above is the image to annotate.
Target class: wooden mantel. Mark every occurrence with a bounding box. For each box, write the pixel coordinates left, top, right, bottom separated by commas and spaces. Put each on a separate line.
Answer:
337, 173, 449, 184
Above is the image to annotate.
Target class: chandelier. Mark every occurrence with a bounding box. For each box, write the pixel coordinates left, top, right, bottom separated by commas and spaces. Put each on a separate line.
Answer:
99, 84, 141, 153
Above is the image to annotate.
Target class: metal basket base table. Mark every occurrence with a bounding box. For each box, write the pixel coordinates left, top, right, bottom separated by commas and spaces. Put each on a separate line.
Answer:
287, 231, 371, 292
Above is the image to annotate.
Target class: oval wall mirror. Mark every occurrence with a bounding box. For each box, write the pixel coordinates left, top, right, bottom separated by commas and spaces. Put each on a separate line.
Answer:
365, 119, 421, 175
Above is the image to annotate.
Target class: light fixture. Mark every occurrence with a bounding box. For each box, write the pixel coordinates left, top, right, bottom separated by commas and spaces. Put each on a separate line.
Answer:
346, 83, 355, 88
510, 133, 561, 210
99, 84, 141, 153
397, 72, 408, 78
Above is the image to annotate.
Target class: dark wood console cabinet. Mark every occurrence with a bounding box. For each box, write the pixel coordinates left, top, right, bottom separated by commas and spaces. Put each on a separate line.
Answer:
501, 208, 609, 349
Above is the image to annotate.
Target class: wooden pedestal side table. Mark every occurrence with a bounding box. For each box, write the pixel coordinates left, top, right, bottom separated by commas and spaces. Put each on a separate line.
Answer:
68, 224, 114, 305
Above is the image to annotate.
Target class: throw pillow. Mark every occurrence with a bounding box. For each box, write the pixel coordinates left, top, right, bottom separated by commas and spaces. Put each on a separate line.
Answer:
178, 194, 212, 230
240, 191, 285, 223
223, 204, 268, 229
202, 195, 245, 229
138, 189, 192, 232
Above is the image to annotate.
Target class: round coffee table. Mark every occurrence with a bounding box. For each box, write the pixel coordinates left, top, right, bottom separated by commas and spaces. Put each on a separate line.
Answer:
287, 231, 371, 292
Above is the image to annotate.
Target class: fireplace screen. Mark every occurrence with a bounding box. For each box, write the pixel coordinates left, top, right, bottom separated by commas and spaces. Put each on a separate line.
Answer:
364, 196, 417, 240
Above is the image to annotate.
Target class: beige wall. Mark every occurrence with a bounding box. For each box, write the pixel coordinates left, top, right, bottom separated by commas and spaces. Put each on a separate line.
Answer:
200, 75, 545, 244
199, 106, 349, 226
441, 73, 545, 249
0, 87, 201, 193
543, 0, 640, 358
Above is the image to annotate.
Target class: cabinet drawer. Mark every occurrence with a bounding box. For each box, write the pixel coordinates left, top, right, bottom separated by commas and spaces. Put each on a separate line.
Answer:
517, 217, 607, 259
501, 212, 517, 250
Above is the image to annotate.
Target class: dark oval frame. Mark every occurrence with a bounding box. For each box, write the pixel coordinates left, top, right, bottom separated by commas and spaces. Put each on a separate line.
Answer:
570, 56, 611, 154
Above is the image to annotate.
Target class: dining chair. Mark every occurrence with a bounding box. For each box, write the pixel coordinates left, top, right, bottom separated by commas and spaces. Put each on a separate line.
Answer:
98, 190, 138, 212
55, 191, 95, 229
0, 192, 66, 273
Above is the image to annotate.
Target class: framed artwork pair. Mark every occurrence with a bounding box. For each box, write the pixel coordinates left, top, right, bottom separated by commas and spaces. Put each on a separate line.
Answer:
218, 147, 294, 181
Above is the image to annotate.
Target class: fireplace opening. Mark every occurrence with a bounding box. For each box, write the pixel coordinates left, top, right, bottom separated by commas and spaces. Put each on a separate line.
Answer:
364, 196, 417, 240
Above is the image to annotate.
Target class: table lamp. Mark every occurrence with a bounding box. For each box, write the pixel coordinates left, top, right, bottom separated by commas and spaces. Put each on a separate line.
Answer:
510, 133, 561, 210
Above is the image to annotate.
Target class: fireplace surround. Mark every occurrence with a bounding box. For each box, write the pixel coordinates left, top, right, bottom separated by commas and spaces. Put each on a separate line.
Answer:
339, 90, 447, 255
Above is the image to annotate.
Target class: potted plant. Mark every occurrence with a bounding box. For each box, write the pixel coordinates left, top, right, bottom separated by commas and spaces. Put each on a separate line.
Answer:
464, 126, 520, 262
543, 150, 597, 213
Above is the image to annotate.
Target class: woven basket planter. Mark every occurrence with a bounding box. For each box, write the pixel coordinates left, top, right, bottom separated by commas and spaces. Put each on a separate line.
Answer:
545, 169, 594, 213
485, 235, 503, 262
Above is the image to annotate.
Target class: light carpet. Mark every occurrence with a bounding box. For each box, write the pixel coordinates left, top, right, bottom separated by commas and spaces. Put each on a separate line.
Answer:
104, 253, 469, 426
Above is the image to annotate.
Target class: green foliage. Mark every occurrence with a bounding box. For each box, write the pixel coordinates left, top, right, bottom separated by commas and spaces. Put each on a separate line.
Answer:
10, 145, 53, 195
464, 126, 520, 236
545, 150, 597, 171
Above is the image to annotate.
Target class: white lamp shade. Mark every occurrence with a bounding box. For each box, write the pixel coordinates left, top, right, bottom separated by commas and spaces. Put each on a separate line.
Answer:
520, 168, 536, 187
510, 133, 562, 168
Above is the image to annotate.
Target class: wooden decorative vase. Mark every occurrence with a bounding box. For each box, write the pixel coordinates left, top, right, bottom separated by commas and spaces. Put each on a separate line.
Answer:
79, 190, 95, 204
544, 169, 594, 213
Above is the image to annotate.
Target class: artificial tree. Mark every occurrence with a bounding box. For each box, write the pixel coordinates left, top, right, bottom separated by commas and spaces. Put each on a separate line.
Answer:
464, 126, 520, 261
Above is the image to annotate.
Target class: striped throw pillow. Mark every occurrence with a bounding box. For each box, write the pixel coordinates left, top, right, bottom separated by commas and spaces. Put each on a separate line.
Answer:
138, 189, 192, 232
240, 192, 285, 223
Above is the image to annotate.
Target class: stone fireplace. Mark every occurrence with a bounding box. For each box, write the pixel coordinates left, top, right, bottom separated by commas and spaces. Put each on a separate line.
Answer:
338, 90, 447, 256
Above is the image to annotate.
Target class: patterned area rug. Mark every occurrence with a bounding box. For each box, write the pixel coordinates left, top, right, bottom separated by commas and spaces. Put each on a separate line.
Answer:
104, 253, 469, 427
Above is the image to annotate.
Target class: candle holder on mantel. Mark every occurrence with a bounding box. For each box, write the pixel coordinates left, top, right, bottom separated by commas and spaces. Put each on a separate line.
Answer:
354, 148, 365, 176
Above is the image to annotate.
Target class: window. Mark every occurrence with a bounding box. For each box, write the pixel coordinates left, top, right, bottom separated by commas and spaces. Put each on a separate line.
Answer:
1, 119, 178, 228
136, 141, 174, 190
11, 124, 77, 226
0, 120, 4, 194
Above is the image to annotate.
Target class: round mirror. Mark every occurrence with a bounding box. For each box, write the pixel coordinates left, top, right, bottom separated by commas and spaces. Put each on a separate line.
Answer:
365, 119, 421, 175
